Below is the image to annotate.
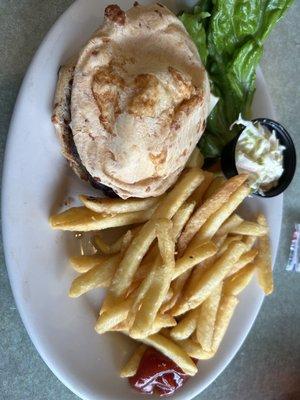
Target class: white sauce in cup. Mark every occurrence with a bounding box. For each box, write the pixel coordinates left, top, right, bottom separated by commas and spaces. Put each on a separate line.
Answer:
231, 115, 285, 195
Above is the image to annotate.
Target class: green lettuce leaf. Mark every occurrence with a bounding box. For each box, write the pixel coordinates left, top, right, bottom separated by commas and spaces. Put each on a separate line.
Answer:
179, 11, 210, 64
180, 0, 294, 158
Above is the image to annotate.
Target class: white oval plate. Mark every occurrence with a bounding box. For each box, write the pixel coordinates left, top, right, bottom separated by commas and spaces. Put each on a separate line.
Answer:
2, 1, 282, 399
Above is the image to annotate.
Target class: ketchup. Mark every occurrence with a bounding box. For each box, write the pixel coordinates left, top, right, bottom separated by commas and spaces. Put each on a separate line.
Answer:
129, 348, 195, 397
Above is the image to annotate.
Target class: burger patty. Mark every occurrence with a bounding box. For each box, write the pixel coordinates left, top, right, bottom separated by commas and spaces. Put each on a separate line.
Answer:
51, 59, 118, 198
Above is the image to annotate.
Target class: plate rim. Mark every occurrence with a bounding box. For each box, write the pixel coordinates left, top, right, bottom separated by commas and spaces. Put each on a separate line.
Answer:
1, 1, 282, 399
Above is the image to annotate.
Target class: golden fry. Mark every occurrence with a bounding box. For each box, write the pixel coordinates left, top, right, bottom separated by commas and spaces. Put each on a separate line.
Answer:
139, 334, 197, 376
92, 236, 111, 255
170, 307, 200, 340
216, 214, 244, 237
177, 339, 214, 359
243, 235, 257, 251
218, 235, 243, 256
224, 263, 256, 295
69, 254, 109, 273
160, 271, 191, 313
128, 260, 158, 324
80, 195, 160, 214
178, 175, 249, 253
173, 242, 246, 316
110, 219, 157, 298
154, 168, 204, 219
147, 314, 177, 335
172, 202, 196, 241
69, 254, 121, 298
163, 287, 174, 304
93, 230, 134, 255
95, 299, 132, 334
130, 220, 175, 339
202, 176, 226, 201
196, 283, 222, 352
188, 185, 250, 248
188, 171, 214, 205
227, 249, 258, 277
186, 147, 204, 168
112, 313, 176, 334
120, 345, 147, 378
50, 206, 154, 231
256, 214, 273, 295
212, 294, 238, 353
172, 241, 217, 280
230, 221, 268, 236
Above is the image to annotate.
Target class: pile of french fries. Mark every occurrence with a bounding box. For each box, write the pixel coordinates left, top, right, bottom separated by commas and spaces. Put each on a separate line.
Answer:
50, 165, 273, 378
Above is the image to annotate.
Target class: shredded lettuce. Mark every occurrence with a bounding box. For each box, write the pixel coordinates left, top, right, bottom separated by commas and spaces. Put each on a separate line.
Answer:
179, 0, 293, 158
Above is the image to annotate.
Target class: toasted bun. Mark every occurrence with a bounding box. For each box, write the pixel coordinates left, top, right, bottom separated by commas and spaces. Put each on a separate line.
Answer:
53, 3, 210, 199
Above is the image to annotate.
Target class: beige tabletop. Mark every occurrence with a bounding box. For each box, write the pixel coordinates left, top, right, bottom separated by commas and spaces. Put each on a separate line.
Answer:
0, 1, 299, 399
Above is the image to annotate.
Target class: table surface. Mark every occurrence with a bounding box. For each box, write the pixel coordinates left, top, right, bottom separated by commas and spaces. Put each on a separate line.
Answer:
0, 1, 299, 399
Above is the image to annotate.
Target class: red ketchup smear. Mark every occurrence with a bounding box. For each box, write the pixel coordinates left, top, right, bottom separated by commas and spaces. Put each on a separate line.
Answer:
129, 348, 196, 397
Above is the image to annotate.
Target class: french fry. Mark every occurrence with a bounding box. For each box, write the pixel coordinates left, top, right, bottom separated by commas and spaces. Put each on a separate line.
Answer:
139, 334, 197, 376
178, 175, 249, 254
80, 195, 160, 214
173, 242, 246, 316
170, 307, 200, 340
186, 147, 204, 168
95, 299, 132, 334
243, 235, 257, 251
69, 254, 121, 297
160, 271, 190, 313
166, 266, 208, 315
99, 296, 112, 316
114, 313, 176, 334
69, 254, 109, 273
112, 313, 176, 334
212, 294, 238, 353
130, 220, 175, 339
120, 345, 147, 378
154, 168, 204, 219
188, 171, 214, 205
128, 261, 154, 294
224, 263, 256, 295
217, 235, 243, 256
202, 176, 226, 201
227, 249, 258, 277
188, 185, 250, 248
147, 314, 177, 335
172, 202, 196, 240
213, 235, 227, 248
93, 230, 134, 255
92, 236, 111, 255
168, 248, 220, 315
216, 214, 244, 237
115, 230, 135, 253
111, 168, 204, 298
178, 339, 214, 359
99, 290, 122, 315
127, 257, 159, 324
110, 220, 157, 298
256, 214, 273, 295
109, 320, 131, 332
172, 241, 217, 280
196, 283, 222, 351
230, 221, 268, 236
163, 288, 174, 304
50, 206, 154, 231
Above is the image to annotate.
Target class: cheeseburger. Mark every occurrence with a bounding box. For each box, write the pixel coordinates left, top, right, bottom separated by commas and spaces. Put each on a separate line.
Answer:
52, 3, 210, 198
